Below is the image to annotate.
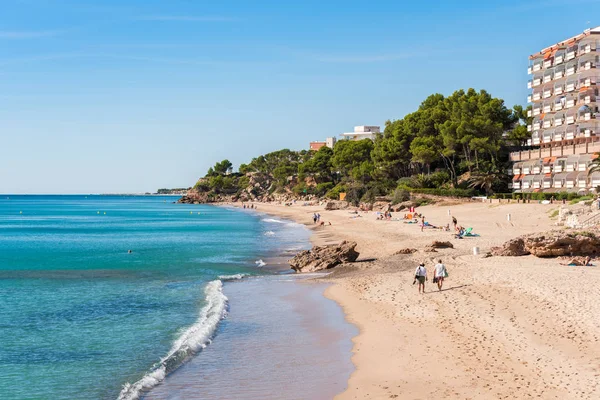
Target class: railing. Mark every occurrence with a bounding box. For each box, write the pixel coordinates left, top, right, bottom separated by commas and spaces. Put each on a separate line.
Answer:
578, 211, 600, 228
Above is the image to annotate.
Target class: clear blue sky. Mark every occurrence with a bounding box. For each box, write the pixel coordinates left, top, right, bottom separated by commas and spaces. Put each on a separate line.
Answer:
0, 0, 596, 193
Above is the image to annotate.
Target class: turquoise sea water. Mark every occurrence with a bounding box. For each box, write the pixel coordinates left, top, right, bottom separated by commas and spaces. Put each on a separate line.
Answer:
0, 195, 312, 400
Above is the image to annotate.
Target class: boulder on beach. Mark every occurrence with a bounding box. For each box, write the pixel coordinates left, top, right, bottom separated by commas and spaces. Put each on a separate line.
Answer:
491, 231, 600, 258
425, 241, 454, 250
289, 241, 360, 273
395, 248, 417, 255
325, 201, 349, 211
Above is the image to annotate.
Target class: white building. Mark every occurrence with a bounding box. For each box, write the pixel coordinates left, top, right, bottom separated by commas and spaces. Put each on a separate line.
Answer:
510, 26, 600, 193
340, 126, 380, 141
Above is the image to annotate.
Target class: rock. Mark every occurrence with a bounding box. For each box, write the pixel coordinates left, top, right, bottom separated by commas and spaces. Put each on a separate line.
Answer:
289, 241, 360, 273
491, 238, 528, 256
325, 201, 349, 211
492, 231, 600, 258
428, 241, 454, 249
395, 248, 417, 255
372, 201, 390, 212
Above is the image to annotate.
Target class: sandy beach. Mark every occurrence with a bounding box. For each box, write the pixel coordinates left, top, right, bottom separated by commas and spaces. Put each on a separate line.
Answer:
239, 201, 600, 400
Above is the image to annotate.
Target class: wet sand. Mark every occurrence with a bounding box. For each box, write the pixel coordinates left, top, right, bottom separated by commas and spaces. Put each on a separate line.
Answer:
145, 275, 357, 400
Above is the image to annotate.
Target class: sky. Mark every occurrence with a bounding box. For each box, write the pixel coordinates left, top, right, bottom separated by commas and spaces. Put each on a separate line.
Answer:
0, 0, 597, 194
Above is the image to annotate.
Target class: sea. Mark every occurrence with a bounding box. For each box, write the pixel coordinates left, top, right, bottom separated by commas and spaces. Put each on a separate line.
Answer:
0, 195, 356, 400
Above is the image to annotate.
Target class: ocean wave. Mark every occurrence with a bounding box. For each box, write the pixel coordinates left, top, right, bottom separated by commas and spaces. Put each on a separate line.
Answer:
263, 230, 275, 236
261, 218, 284, 224
218, 273, 249, 281
255, 259, 266, 267
117, 280, 228, 400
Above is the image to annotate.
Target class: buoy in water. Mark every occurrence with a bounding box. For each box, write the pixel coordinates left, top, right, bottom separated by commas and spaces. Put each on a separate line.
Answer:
19, 211, 22, 214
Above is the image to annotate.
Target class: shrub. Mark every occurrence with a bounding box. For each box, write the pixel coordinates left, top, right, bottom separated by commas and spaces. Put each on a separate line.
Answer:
397, 176, 418, 188
314, 182, 334, 196
428, 171, 451, 188
345, 186, 366, 206
325, 183, 347, 200
391, 188, 411, 205
360, 189, 377, 204
397, 186, 475, 198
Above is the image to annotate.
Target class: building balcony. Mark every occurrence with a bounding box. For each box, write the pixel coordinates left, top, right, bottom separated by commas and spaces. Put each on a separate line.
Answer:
532, 92, 542, 101
533, 78, 543, 87
543, 74, 553, 84
527, 124, 532, 132
554, 68, 565, 80
527, 109, 532, 117
527, 94, 532, 103
528, 66, 532, 75
528, 80, 533, 89
543, 104, 553, 113
544, 59, 553, 69
567, 115, 576, 124
533, 122, 542, 130
566, 47, 577, 61
555, 52, 565, 65
554, 84, 564, 95
566, 98, 577, 108
566, 81, 577, 92
554, 115, 564, 126
533, 107, 541, 116
566, 65, 577, 76
533, 62, 543, 72
543, 120, 553, 129
579, 42, 596, 55
543, 88, 553, 98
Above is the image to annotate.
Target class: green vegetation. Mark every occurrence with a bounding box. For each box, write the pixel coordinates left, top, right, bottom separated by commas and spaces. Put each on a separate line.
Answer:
190, 88, 539, 202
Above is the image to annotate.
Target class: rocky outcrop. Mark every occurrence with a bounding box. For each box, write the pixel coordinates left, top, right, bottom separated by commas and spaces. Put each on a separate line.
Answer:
490, 238, 528, 256
289, 241, 360, 273
178, 191, 211, 204
324, 201, 349, 210
491, 231, 600, 257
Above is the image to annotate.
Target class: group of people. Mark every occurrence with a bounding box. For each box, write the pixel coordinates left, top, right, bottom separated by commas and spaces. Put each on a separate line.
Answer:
312, 213, 321, 224
377, 211, 393, 220
242, 203, 256, 209
413, 260, 448, 293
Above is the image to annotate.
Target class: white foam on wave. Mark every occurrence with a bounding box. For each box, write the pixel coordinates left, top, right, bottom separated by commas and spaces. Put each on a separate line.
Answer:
261, 218, 284, 224
117, 280, 228, 400
255, 259, 266, 267
218, 273, 249, 281
264, 230, 275, 236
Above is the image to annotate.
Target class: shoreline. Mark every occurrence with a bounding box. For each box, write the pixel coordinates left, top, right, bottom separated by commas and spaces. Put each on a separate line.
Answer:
228, 200, 600, 399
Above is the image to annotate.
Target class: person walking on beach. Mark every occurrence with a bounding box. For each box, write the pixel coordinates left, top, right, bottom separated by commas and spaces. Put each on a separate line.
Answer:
452, 216, 457, 230
421, 216, 425, 232
313, 213, 318, 224
414, 263, 427, 294
433, 259, 447, 291
317, 213, 321, 222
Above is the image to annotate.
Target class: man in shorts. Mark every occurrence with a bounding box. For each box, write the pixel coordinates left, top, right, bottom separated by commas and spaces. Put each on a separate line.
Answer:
414, 262, 427, 294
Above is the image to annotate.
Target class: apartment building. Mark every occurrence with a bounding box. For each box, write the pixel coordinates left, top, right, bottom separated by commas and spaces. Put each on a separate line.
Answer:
340, 126, 380, 141
309, 137, 336, 150
511, 27, 600, 193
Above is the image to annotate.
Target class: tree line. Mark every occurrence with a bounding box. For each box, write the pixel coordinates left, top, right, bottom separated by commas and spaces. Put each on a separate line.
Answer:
194, 88, 532, 204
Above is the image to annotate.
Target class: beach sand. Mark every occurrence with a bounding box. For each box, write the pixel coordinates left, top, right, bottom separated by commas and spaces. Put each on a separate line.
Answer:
242, 201, 600, 399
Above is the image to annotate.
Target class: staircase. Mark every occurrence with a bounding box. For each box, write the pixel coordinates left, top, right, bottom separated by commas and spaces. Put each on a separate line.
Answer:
577, 211, 600, 228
